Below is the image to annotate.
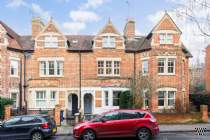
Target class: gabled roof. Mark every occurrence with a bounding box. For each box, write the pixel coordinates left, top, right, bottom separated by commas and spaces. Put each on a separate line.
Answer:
0, 20, 34, 51
152, 12, 182, 33
97, 19, 121, 35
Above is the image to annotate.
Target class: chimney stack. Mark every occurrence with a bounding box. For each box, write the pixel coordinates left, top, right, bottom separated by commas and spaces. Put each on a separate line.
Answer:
32, 17, 44, 39
124, 18, 135, 39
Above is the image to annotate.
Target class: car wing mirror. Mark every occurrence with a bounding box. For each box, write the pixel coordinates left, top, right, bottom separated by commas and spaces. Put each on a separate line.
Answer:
101, 118, 106, 123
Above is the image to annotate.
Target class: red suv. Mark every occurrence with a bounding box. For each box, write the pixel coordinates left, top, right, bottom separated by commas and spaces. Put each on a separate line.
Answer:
73, 109, 159, 140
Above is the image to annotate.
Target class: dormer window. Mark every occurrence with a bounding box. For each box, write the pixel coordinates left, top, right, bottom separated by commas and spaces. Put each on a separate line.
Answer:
102, 36, 115, 48
160, 33, 173, 45
44, 36, 58, 48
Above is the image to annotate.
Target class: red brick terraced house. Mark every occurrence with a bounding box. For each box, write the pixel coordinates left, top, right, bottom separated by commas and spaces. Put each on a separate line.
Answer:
205, 45, 210, 92
0, 13, 192, 117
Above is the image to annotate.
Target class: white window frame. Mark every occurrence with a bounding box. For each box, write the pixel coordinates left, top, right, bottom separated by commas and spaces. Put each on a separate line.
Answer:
142, 60, 149, 75
157, 57, 176, 75
44, 36, 58, 48
102, 36, 116, 48
50, 91, 56, 107
10, 59, 19, 77
97, 58, 121, 77
36, 91, 46, 108
142, 89, 149, 109
104, 91, 109, 107
160, 33, 173, 45
39, 59, 64, 77
10, 92, 18, 109
112, 91, 121, 107
157, 88, 176, 109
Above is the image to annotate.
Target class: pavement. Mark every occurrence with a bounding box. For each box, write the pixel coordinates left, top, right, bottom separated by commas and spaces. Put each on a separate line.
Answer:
50, 132, 210, 140
55, 123, 210, 136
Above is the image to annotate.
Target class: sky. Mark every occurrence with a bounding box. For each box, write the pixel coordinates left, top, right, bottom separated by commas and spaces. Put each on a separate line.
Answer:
0, 0, 210, 63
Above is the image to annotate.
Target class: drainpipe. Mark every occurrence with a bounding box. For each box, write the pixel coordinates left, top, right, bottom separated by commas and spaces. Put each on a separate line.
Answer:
78, 51, 82, 113
23, 52, 27, 114
132, 52, 136, 109
19, 58, 23, 113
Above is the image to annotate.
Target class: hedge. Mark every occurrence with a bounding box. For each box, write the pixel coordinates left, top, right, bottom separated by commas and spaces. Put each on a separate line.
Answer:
189, 93, 210, 111
0, 97, 13, 119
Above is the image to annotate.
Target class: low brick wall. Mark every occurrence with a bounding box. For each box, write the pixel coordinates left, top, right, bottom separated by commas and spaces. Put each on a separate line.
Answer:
154, 113, 202, 124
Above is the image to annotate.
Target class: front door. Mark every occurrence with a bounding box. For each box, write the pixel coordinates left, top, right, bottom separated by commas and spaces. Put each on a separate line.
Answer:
84, 94, 92, 114
71, 94, 78, 115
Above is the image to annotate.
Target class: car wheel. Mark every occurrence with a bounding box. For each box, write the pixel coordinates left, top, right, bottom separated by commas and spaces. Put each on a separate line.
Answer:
31, 132, 43, 140
82, 129, 96, 140
137, 128, 151, 140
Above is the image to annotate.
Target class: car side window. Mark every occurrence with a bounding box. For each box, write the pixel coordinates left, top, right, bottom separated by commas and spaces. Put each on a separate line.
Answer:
120, 112, 145, 120
103, 112, 119, 121
4, 117, 21, 126
20, 116, 37, 124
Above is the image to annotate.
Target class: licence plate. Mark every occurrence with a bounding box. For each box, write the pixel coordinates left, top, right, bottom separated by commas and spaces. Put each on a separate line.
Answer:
52, 128, 56, 133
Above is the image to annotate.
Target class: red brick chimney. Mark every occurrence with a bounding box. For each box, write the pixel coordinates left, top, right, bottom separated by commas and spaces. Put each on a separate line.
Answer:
124, 18, 135, 39
32, 17, 44, 39
205, 44, 210, 92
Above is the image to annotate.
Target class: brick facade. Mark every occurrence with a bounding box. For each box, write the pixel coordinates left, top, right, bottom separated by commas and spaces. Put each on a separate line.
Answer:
0, 12, 192, 116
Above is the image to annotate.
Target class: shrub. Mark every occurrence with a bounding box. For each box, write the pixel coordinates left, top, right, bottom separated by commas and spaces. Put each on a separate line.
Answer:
119, 91, 133, 109
190, 93, 210, 111
0, 97, 13, 119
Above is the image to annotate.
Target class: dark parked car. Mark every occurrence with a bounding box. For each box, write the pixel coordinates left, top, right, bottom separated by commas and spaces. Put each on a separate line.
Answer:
73, 109, 159, 140
0, 114, 57, 140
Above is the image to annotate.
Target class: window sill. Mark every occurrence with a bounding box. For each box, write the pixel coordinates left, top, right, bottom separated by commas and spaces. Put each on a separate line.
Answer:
158, 106, 175, 110
158, 73, 175, 76
102, 47, 116, 49
40, 75, 64, 78
10, 75, 19, 78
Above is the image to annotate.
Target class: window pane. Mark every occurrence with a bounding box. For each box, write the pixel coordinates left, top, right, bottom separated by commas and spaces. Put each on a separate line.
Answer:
168, 99, 175, 106
158, 99, 164, 106
10, 60, 18, 76
168, 59, 175, 73
102, 37, 109, 48
113, 91, 121, 106
106, 61, 112, 75
104, 91, 109, 106
49, 61, 55, 75
114, 61, 120, 75
98, 61, 104, 75
40, 61, 46, 75
168, 91, 175, 98
21, 117, 36, 124
103, 112, 119, 121
142, 60, 149, 74
5, 117, 21, 126
110, 37, 115, 48
158, 59, 165, 73
158, 91, 165, 106
120, 112, 141, 120
57, 61, 63, 76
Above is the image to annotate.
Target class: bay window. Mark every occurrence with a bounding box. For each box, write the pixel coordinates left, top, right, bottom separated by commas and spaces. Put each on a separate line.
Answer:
158, 89, 176, 109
